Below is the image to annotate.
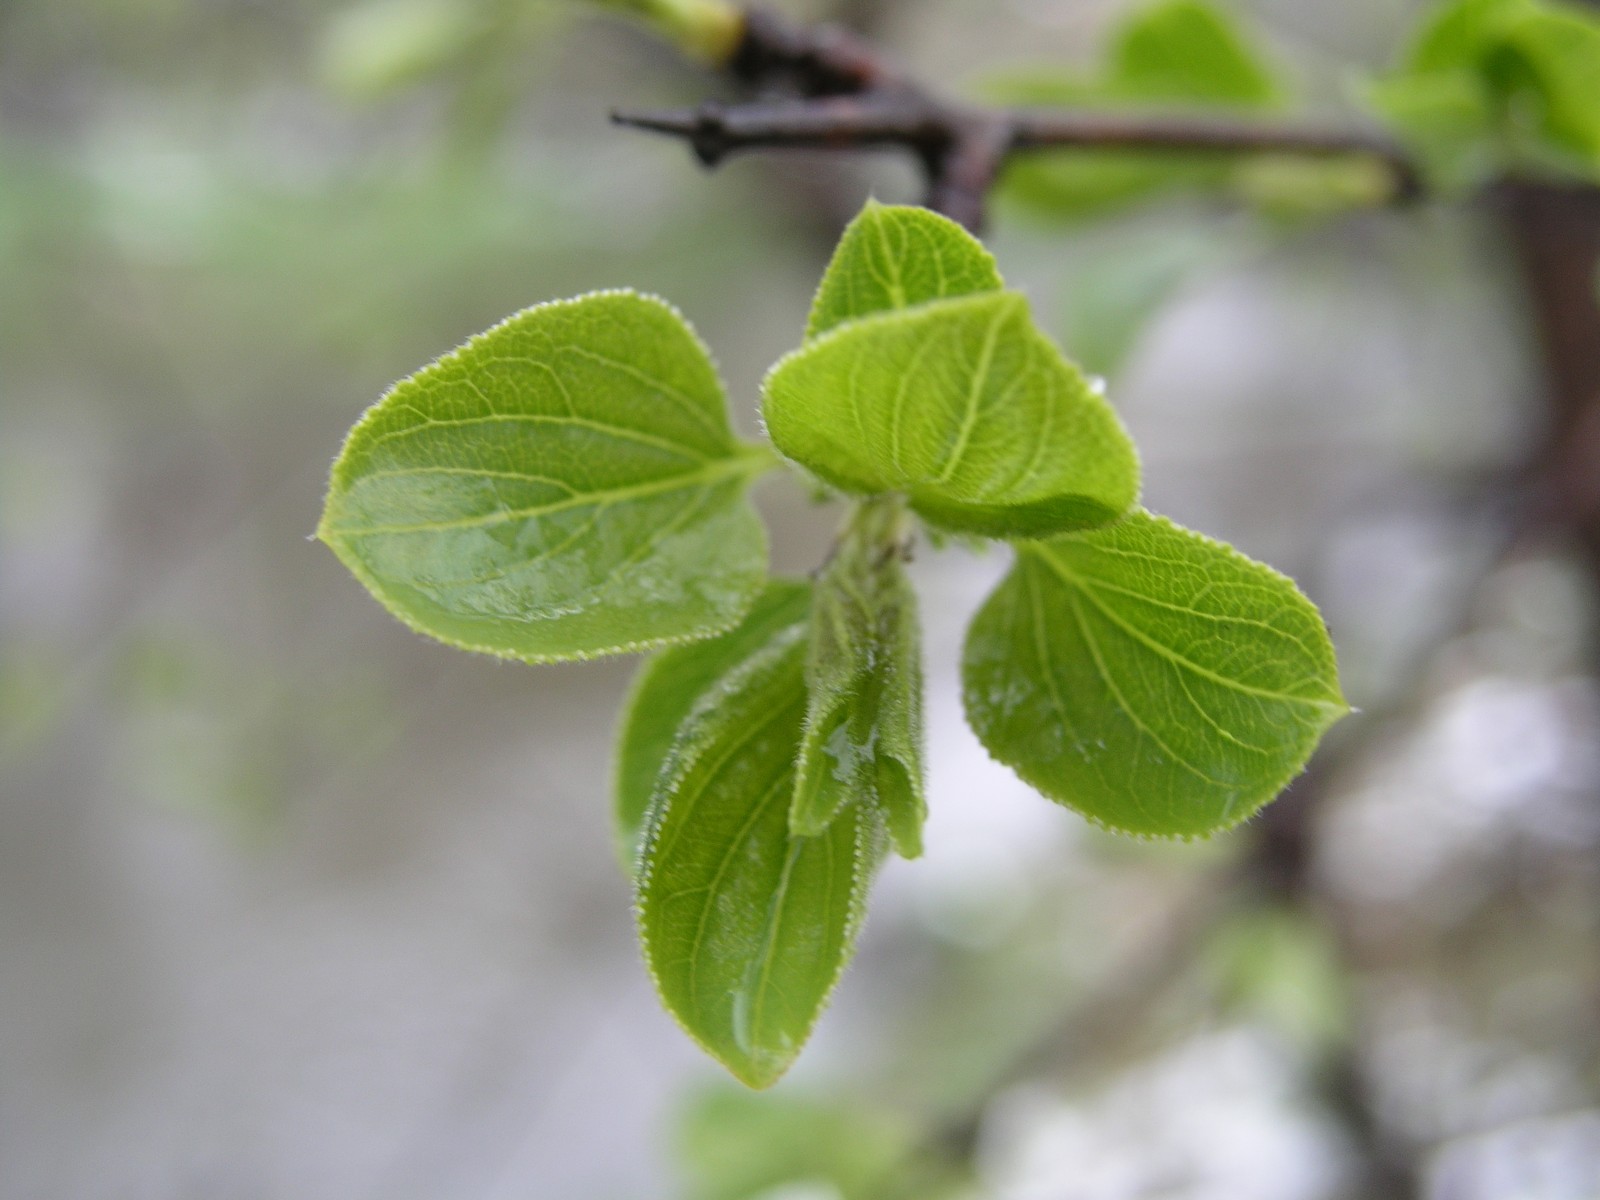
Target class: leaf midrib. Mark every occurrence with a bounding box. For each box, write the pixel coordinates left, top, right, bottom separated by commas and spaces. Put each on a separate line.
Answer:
1031, 546, 1344, 714
933, 300, 1010, 486
325, 451, 761, 539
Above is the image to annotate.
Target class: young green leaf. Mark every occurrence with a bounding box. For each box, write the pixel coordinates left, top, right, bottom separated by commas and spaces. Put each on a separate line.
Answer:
1406, 0, 1525, 74
638, 615, 882, 1089
318, 290, 771, 664
764, 292, 1139, 539
806, 201, 1003, 340
1370, 0, 1600, 185
962, 510, 1347, 838
615, 580, 811, 868
1111, 0, 1283, 108
676, 1085, 915, 1200
1362, 71, 1499, 191
1494, 7, 1600, 168
793, 499, 926, 858
585, 0, 744, 62
988, 0, 1284, 220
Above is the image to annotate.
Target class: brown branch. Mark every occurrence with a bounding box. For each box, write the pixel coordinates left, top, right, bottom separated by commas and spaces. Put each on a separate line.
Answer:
613, 97, 950, 165
612, 5, 1424, 229
1499, 180, 1600, 598
726, 7, 906, 95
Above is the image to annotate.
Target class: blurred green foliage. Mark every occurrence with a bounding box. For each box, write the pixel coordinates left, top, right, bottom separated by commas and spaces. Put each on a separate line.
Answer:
675, 1085, 920, 1200
985, 0, 1285, 222
1366, 0, 1600, 188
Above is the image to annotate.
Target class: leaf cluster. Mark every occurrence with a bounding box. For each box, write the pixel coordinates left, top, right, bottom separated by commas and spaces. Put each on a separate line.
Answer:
984, 0, 1600, 224
984, 0, 1294, 221
319, 199, 1345, 1086
1366, 0, 1600, 190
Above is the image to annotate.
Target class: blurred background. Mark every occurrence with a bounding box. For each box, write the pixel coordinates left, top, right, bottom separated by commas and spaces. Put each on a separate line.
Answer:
3, 0, 1599, 1196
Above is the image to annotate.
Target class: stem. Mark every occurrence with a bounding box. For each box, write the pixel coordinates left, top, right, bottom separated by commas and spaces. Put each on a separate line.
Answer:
610, 5, 1424, 230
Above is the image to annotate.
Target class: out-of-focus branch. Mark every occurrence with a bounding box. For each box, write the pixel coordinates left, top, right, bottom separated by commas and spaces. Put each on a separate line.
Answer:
615, 101, 1421, 178
607, 4, 1423, 229
1500, 181, 1600, 635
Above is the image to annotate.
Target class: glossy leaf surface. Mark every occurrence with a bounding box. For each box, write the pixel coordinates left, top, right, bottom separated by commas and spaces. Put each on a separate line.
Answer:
319, 291, 769, 663
963, 510, 1347, 838
615, 580, 811, 866
764, 291, 1139, 538
793, 500, 926, 858
638, 612, 880, 1089
806, 201, 1003, 339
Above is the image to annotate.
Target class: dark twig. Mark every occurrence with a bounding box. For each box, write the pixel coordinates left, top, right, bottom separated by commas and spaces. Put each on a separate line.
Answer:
613, 97, 950, 166
1009, 108, 1422, 197
613, 5, 1424, 229
615, 101, 1422, 183
727, 8, 905, 95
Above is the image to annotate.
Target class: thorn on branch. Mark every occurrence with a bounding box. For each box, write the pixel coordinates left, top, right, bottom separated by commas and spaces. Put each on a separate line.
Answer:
613, 96, 954, 166
613, 4, 1427, 231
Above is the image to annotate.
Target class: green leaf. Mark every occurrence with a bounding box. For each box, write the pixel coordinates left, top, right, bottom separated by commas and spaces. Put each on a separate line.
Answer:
806, 201, 1003, 340
1111, 0, 1283, 108
676, 1084, 915, 1200
999, 148, 1226, 223
962, 510, 1347, 838
319, 0, 484, 100
1231, 154, 1400, 220
638, 608, 882, 1089
764, 292, 1139, 539
1406, 0, 1527, 73
793, 499, 926, 857
1494, 7, 1600, 167
1372, 0, 1600, 184
318, 290, 771, 664
1205, 906, 1349, 1052
586, 0, 744, 61
987, 0, 1284, 221
1362, 71, 1499, 191
615, 580, 811, 868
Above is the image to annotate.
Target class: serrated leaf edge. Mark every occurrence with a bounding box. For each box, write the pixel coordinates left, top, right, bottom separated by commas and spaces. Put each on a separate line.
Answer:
803, 198, 1005, 342
317, 288, 776, 664
764, 292, 1142, 537
959, 508, 1349, 841
634, 623, 878, 1088
321, 288, 739, 503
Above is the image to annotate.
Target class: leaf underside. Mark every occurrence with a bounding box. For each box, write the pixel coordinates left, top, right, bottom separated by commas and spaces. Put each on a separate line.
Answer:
319, 290, 769, 663
962, 509, 1347, 838
616, 580, 812, 868
793, 499, 927, 857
